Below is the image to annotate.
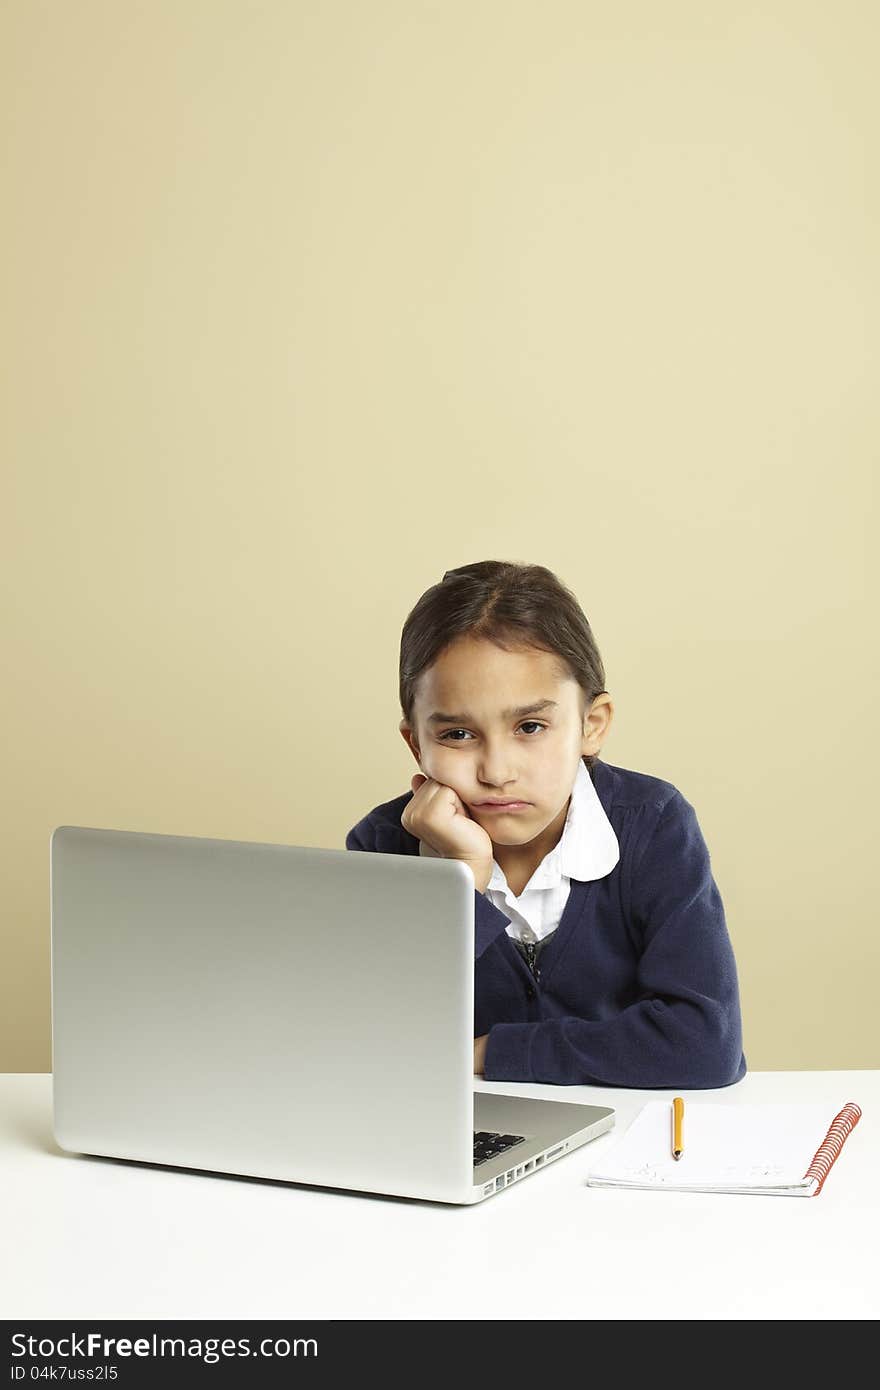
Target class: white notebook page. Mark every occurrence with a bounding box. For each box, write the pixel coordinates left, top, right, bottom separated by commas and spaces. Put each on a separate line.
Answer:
585, 1102, 850, 1194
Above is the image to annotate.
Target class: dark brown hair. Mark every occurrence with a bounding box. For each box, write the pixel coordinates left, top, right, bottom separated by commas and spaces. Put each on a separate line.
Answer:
399, 560, 608, 771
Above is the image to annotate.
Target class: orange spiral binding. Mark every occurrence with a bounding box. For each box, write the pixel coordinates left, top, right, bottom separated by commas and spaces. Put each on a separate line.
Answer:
803, 1101, 862, 1194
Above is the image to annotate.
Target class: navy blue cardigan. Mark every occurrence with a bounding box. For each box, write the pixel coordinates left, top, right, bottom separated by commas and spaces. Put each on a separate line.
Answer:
346, 757, 746, 1089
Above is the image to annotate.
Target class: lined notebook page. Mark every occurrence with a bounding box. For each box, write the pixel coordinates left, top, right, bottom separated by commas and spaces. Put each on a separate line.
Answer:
585, 1101, 861, 1196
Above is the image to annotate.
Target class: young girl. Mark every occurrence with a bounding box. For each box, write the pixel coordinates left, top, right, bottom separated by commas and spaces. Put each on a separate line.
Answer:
346, 560, 746, 1089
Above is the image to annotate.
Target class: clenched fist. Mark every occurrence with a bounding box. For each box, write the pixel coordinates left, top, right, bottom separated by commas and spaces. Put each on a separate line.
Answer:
401, 774, 494, 893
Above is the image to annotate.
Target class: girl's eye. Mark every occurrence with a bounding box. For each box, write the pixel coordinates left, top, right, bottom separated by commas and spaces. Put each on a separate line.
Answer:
438, 721, 547, 742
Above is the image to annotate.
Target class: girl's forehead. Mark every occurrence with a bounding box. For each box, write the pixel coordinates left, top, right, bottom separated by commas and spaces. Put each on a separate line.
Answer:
417, 645, 575, 713
429, 638, 561, 683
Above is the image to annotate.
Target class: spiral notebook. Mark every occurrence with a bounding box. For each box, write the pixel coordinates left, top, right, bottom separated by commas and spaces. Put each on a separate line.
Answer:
585, 1101, 862, 1196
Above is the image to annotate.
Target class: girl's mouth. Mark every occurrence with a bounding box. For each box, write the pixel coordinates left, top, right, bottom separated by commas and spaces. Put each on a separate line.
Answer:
473, 801, 530, 812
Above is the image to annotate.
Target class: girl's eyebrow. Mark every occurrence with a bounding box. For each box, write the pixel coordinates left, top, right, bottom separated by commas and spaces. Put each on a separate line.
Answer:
427, 699, 558, 725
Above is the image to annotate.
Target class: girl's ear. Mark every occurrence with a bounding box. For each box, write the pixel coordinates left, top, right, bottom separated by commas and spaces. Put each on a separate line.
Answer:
399, 722, 421, 762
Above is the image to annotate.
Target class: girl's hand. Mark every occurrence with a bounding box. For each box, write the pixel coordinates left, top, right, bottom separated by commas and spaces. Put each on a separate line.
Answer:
401, 773, 494, 888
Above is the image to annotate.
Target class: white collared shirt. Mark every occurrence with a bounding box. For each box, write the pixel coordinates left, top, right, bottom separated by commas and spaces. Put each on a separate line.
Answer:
419, 758, 620, 943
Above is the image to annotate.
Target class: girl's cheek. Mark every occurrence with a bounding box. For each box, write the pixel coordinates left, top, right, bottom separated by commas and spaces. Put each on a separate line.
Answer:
424, 756, 465, 795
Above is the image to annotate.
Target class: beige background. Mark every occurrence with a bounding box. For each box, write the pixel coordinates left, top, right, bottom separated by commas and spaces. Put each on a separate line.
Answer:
2, 1, 877, 1072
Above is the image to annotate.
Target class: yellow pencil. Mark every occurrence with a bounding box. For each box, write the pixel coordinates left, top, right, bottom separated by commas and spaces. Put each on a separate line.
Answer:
672, 1096, 685, 1160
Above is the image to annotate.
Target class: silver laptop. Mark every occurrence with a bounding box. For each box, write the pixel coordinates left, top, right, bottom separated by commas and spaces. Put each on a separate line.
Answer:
49, 824, 614, 1205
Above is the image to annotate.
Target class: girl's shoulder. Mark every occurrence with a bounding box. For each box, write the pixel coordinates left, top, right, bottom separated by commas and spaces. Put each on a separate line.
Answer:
592, 757, 684, 817
345, 790, 418, 855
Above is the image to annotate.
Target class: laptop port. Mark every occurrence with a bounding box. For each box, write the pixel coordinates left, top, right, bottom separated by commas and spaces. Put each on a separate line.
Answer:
524, 1159, 535, 1172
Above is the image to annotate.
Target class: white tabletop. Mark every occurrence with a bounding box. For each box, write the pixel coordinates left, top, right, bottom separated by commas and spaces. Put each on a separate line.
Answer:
1, 1071, 876, 1320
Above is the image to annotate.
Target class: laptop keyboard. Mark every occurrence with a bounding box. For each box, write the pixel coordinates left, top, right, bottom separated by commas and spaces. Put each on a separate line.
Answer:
474, 1130, 526, 1167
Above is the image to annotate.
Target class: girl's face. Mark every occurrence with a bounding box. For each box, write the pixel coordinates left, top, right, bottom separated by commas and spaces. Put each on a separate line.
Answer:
400, 636, 612, 848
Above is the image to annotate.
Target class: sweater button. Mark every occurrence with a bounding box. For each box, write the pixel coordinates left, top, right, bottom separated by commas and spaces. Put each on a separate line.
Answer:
525, 985, 536, 999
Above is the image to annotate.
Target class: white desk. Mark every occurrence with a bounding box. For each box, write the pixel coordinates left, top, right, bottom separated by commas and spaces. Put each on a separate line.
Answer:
1, 1071, 876, 1320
